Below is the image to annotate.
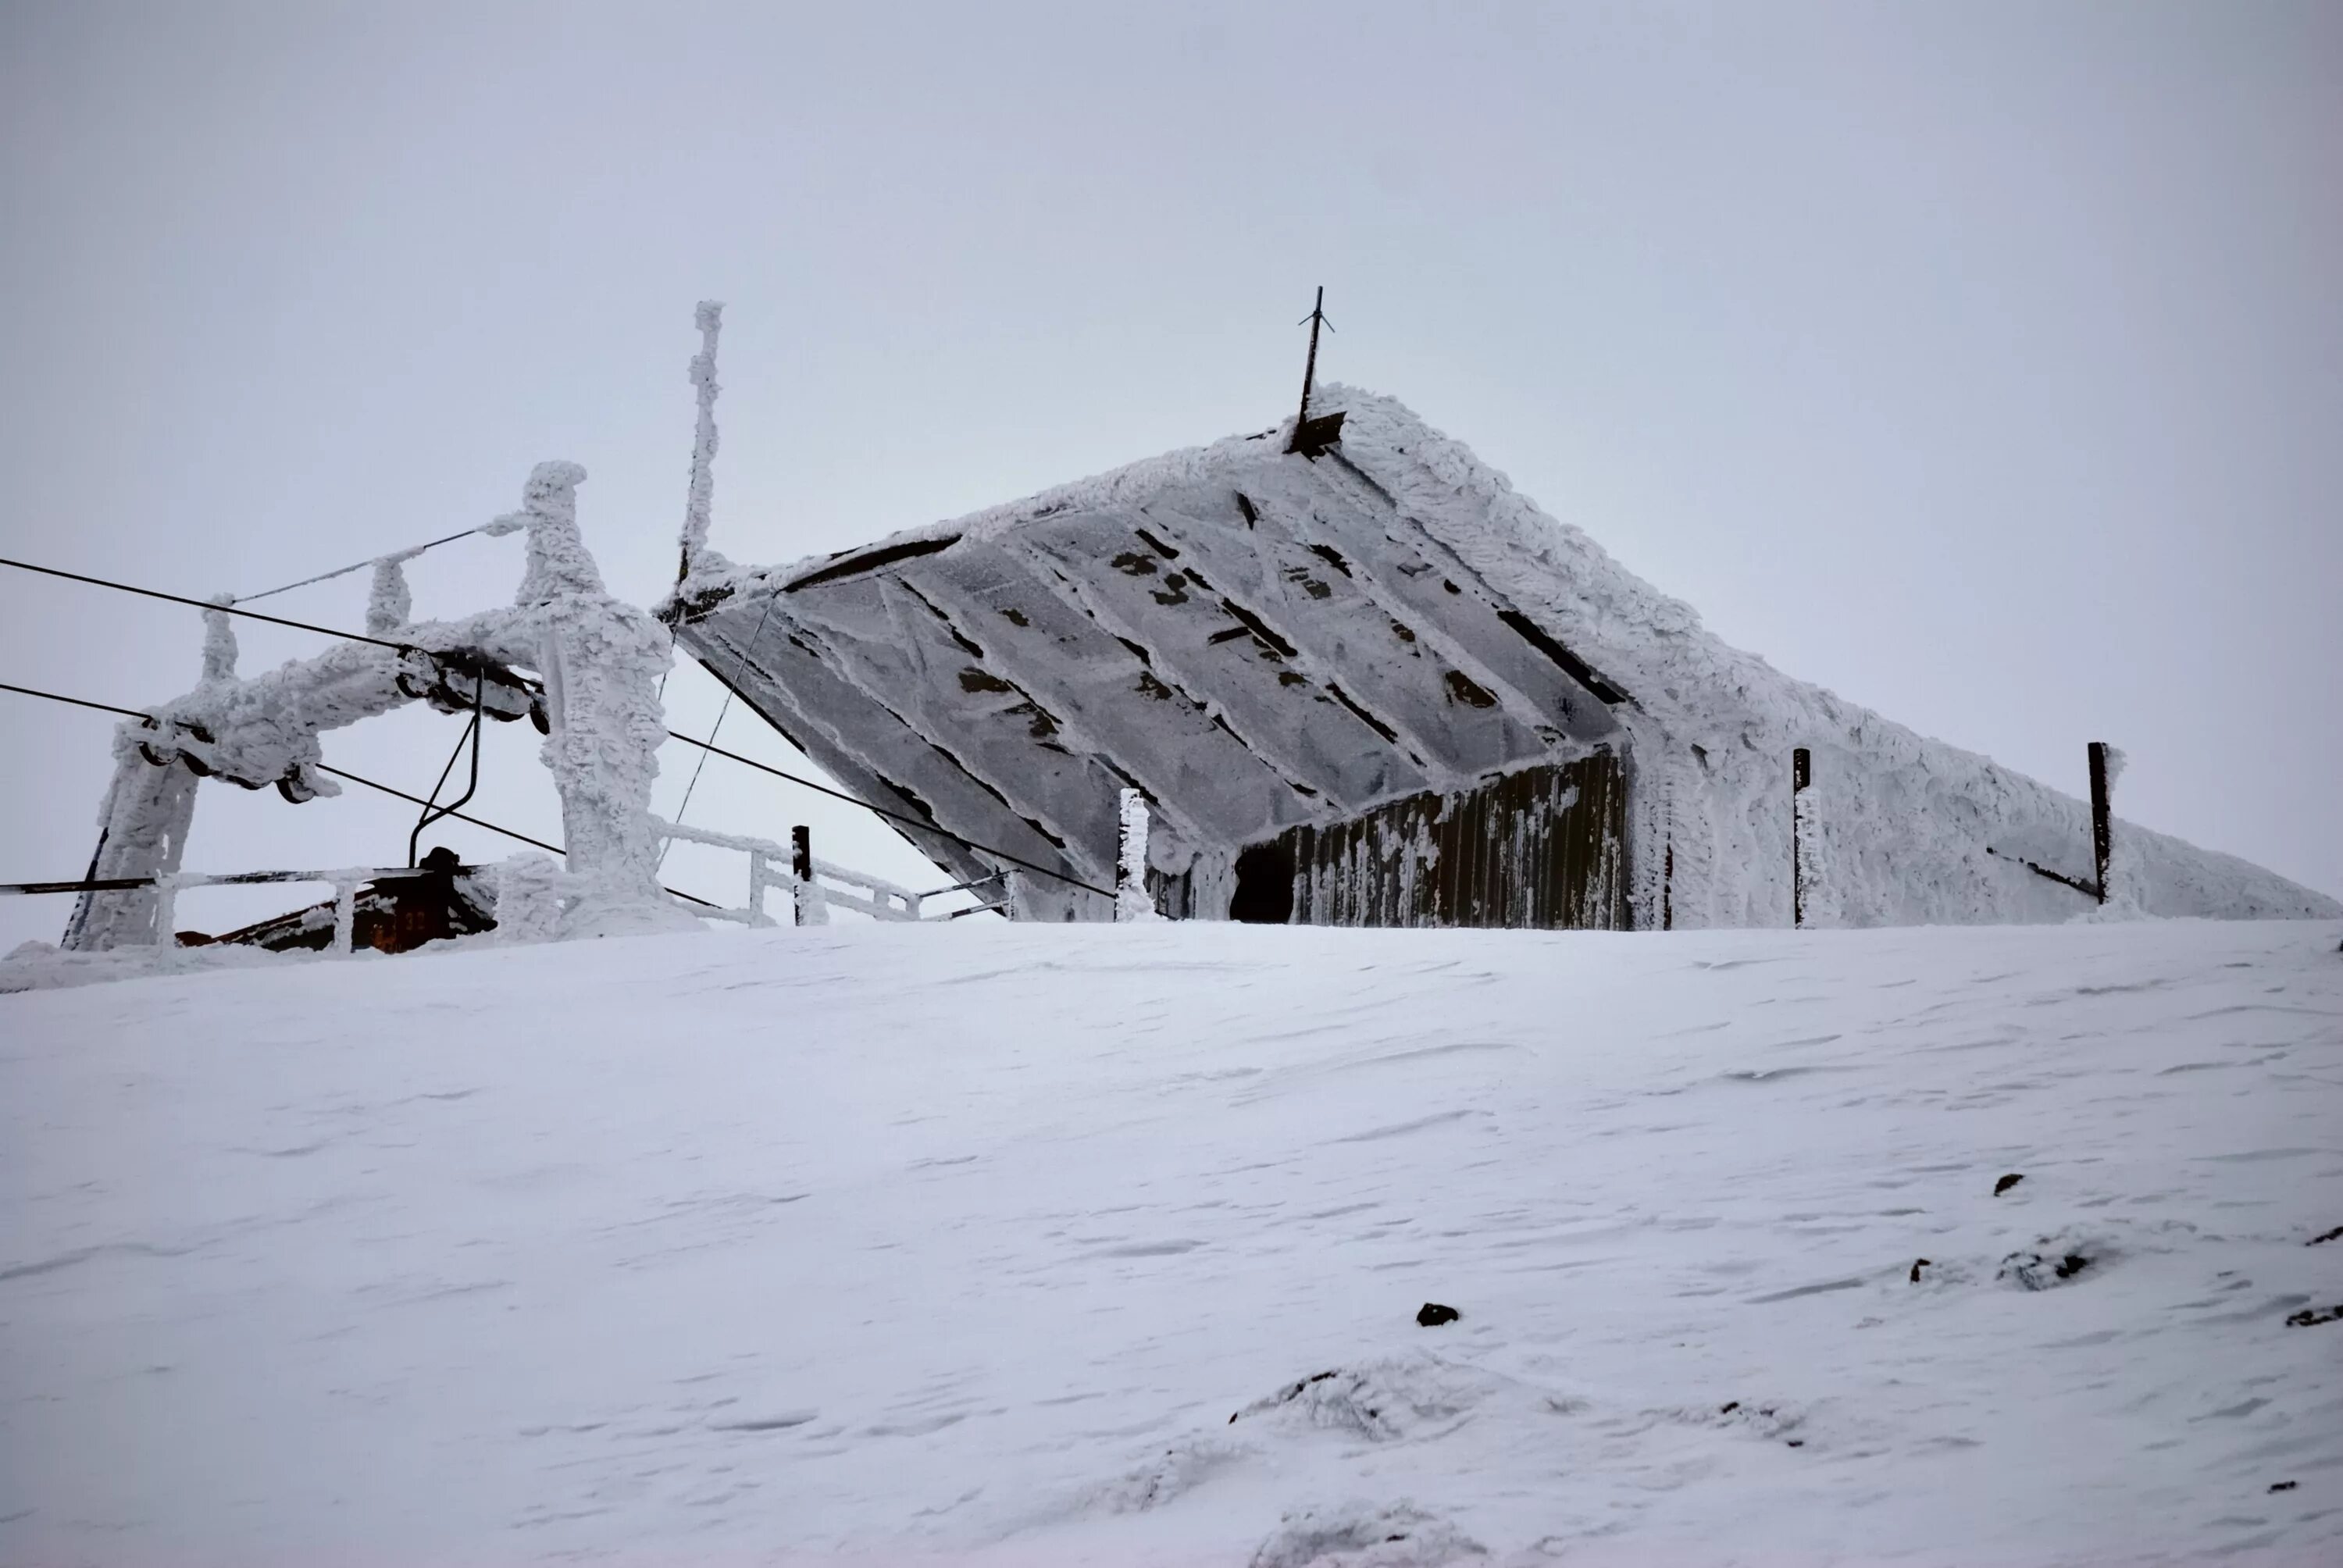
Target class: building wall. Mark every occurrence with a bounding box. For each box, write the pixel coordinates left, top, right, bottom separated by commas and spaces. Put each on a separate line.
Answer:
1200, 753, 1629, 930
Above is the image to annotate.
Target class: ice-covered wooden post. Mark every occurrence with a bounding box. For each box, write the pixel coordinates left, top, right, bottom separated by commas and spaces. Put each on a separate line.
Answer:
62, 597, 240, 950
790, 824, 827, 926
1792, 747, 1812, 928
1116, 788, 1160, 921
744, 844, 771, 925
2088, 741, 2113, 906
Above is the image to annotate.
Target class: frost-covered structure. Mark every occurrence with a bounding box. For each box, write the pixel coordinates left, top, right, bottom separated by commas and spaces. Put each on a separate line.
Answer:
1115, 788, 1161, 923
65, 461, 695, 950
664, 387, 2337, 928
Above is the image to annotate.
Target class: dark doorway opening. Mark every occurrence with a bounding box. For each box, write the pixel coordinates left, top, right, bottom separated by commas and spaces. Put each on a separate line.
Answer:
1229, 841, 1296, 924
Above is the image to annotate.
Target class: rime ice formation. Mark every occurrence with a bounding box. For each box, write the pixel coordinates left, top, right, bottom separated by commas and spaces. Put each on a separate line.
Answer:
366, 553, 415, 636
511, 460, 601, 604
512, 461, 697, 939
793, 873, 830, 928
1116, 788, 1161, 922
200, 595, 238, 682
676, 300, 729, 582
490, 852, 573, 945
666, 387, 2338, 930
1316, 390, 2331, 928
64, 461, 694, 950
61, 599, 245, 950
60, 735, 205, 951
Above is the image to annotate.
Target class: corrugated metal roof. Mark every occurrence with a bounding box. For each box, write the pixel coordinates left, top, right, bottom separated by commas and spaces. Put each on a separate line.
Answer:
666, 393, 1629, 909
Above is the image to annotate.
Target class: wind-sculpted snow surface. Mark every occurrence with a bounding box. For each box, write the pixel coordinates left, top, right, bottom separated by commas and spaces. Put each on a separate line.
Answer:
2, 918, 2340, 1564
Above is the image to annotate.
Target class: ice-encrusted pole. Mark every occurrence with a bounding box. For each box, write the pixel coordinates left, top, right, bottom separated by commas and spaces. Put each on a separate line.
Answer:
2086, 741, 2138, 910
2088, 741, 2113, 907
60, 598, 241, 950
676, 300, 726, 585
1792, 747, 1811, 928
1286, 287, 1338, 455
201, 593, 237, 681
1116, 789, 1160, 922
366, 553, 415, 636
63, 741, 201, 950
514, 460, 698, 939
791, 825, 829, 927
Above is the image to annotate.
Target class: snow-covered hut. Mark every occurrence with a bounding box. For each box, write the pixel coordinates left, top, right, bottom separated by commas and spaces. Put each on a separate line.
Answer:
662, 388, 2337, 929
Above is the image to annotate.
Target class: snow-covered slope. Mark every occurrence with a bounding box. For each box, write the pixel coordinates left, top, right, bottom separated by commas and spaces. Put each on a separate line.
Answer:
5, 918, 2341, 1565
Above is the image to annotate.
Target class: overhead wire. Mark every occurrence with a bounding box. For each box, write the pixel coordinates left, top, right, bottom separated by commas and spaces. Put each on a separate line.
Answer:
0, 556, 419, 654
0, 677, 716, 908
319, 764, 719, 909
658, 729, 1113, 897
656, 589, 778, 871
2, 550, 1109, 899
2, 671, 1105, 897
0, 679, 157, 720
232, 524, 507, 606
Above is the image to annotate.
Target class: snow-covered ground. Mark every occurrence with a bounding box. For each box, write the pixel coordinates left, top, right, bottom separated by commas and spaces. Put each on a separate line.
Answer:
5, 918, 2341, 1565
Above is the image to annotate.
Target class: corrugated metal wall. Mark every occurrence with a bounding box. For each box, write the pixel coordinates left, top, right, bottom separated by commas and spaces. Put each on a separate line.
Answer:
1229, 752, 1628, 930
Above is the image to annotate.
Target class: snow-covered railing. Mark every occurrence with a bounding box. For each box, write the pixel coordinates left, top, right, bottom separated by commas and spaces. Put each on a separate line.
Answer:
145, 864, 454, 953
651, 818, 1000, 925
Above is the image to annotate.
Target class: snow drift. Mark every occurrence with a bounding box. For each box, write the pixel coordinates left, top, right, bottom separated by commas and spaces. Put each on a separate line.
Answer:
4, 915, 2340, 1563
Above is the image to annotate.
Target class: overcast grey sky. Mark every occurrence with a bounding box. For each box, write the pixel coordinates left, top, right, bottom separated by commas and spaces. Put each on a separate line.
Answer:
3, 1, 2337, 948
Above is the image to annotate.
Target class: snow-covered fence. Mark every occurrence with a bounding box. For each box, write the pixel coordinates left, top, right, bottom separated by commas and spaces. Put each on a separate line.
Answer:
649, 818, 1003, 925
148, 865, 459, 953
5, 863, 474, 954
1985, 740, 2125, 907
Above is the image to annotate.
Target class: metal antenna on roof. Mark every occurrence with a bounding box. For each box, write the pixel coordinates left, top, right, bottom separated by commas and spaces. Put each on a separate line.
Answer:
1287, 287, 1346, 457
676, 300, 726, 584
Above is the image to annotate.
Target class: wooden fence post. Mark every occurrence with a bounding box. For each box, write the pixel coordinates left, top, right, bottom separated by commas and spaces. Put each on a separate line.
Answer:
791, 825, 815, 927
1659, 764, 1675, 932
2087, 741, 2111, 905
1792, 747, 1812, 928
746, 849, 769, 925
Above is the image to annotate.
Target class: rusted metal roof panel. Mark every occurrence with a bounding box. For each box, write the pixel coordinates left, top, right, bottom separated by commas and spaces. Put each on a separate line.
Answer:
668, 393, 1634, 921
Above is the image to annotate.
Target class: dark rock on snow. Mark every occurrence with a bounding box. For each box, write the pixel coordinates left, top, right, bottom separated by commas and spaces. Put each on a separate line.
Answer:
1999, 1248, 2095, 1291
